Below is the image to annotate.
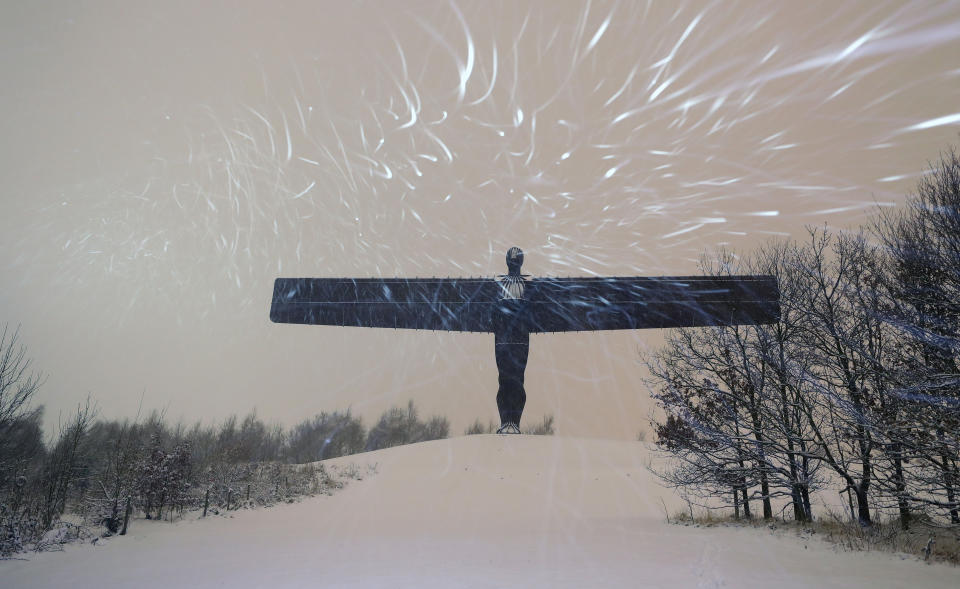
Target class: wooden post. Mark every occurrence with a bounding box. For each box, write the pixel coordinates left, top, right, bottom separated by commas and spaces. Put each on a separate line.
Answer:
227, 489, 232, 511
202, 488, 210, 517
120, 497, 131, 535
246, 484, 250, 502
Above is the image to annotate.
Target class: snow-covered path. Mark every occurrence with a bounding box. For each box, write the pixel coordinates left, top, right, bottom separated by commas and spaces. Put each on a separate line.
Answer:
3, 435, 958, 588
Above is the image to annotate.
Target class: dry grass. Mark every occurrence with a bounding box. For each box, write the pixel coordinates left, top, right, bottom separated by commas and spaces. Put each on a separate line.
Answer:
463, 414, 555, 435
668, 509, 960, 566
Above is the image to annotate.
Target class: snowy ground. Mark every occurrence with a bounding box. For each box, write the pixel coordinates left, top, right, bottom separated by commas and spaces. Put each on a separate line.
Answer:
3, 435, 958, 588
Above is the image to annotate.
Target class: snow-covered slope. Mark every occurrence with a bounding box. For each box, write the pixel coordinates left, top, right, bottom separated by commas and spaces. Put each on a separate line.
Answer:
3, 435, 957, 588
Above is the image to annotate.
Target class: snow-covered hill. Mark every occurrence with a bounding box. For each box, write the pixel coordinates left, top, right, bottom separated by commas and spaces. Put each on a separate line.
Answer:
3, 435, 957, 588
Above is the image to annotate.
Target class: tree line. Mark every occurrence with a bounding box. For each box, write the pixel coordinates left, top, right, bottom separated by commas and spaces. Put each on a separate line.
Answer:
0, 353, 454, 556
647, 148, 960, 530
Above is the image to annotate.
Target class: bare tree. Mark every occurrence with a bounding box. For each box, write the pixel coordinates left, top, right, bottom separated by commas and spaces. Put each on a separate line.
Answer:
648, 231, 894, 527
874, 147, 960, 526
0, 326, 46, 555
645, 147, 960, 531
787, 228, 893, 527
751, 240, 818, 522
85, 420, 140, 533
648, 248, 826, 521
0, 325, 43, 439
37, 399, 95, 530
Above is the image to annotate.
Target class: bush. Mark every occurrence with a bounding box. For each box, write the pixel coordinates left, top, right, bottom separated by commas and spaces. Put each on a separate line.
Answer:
285, 410, 365, 463
365, 401, 449, 451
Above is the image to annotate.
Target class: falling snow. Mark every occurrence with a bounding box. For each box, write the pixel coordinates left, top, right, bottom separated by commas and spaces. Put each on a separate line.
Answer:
1, 0, 960, 438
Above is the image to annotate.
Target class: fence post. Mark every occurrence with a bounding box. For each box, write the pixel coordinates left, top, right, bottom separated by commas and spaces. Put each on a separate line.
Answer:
227, 489, 232, 511
246, 484, 250, 502
202, 488, 210, 517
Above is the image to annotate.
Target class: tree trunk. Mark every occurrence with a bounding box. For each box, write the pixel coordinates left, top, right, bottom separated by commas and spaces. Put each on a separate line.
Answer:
108, 497, 120, 533
120, 497, 131, 535
790, 484, 804, 522
891, 446, 911, 530
945, 458, 960, 524
938, 430, 960, 524
759, 470, 772, 520
855, 485, 872, 527
799, 440, 813, 521
748, 406, 773, 520
783, 423, 804, 521
800, 484, 812, 522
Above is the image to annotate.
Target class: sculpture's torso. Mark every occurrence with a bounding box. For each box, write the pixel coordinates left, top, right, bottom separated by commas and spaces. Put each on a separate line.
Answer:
494, 274, 529, 345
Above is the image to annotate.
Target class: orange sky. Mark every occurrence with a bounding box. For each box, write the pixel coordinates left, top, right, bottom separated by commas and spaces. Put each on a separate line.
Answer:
2, 1, 959, 438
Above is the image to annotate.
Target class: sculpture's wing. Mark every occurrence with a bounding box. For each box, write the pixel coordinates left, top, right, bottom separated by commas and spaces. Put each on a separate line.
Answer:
270, 278, 500, 332
525, 275, 779, 332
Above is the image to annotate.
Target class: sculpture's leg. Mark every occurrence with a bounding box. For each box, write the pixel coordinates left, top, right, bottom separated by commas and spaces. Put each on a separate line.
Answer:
494, 332, 529, 427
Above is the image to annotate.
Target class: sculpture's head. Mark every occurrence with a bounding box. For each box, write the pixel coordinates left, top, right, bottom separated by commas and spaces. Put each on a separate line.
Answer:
506, 247, 524, 275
